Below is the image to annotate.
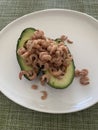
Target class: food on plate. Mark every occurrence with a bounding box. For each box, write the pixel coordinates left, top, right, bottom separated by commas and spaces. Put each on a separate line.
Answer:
75, 69, 90, 85
41, 91, 48, 100
31, 84, 38, 90
16, 28, 75, 89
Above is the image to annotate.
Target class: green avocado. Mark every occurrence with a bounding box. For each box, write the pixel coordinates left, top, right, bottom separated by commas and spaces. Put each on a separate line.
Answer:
47, 61, 75, 89
16, 28, 36, 79
47, 38, 75, 89
16, 28, 75, 88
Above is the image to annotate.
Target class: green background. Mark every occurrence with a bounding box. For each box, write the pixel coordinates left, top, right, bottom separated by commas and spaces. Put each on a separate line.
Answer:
0, 0, 98, 130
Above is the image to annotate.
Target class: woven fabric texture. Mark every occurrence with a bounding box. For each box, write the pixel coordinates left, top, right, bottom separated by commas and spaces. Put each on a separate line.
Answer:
0, 0, 98, 130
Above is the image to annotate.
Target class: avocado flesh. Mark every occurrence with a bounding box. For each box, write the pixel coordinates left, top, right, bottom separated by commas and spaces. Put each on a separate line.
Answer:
47, 61, 75, 89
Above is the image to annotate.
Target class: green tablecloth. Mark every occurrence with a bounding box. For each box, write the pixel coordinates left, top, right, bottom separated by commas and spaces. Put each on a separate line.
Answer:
0, 0, 98, 130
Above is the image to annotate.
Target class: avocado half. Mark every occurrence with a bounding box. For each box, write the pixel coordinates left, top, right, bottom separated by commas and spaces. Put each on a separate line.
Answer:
16, 28, 75, 88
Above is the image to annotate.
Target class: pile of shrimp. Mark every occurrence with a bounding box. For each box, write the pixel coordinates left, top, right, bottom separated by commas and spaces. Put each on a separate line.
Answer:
17, 30, 73, 85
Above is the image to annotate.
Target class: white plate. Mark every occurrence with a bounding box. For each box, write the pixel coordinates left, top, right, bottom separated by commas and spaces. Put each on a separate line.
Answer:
0, 9, 98, 113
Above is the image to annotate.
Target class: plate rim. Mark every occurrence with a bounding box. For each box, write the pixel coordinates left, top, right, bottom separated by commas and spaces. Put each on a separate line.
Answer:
0, 8, 98, 114
0, 8, 98, 34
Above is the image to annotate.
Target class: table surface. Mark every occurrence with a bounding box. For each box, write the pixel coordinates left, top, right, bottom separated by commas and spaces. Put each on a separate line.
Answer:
0, 0, 98, 130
